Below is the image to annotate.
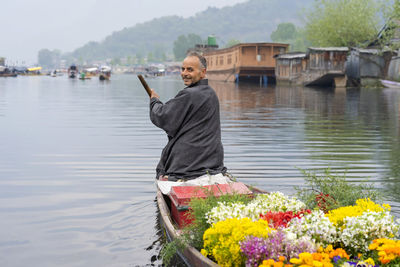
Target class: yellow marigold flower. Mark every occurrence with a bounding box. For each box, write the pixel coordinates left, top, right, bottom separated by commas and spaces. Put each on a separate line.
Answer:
300, 253, 314, 265
260, 259, 276, 267
274, 261, 284, 267
378, 251, 386, 257
200, 249, 207, 257
313, 261, 323, 267
369, 242, 379, 250
203, 218, 272, 266
289, 258, 302, 265
326, 198, 389, 225
365, 258, 375, 265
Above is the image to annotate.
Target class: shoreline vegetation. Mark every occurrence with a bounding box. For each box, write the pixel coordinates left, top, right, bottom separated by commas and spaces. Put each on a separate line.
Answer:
32, 0, 398, 71
161, 168, 400, 267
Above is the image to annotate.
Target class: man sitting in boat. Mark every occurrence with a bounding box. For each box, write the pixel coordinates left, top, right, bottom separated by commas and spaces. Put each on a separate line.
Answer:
149, 51, 227, 183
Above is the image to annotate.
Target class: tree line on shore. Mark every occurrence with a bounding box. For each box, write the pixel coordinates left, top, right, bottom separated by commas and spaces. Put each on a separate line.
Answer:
38, 0, 399, 69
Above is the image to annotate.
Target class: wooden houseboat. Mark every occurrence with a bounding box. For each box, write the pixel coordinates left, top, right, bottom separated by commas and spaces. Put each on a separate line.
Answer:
275, 47, 348, 87
346, 48, 394, 87
274, 52, 307, 85
304, 47, 348, 87
203, 42, 289, 84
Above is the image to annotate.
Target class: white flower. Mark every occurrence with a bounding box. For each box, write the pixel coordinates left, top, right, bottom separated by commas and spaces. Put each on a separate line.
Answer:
205, 192, 307, 224
338, 211, 400, 253
284, 210, 338, 247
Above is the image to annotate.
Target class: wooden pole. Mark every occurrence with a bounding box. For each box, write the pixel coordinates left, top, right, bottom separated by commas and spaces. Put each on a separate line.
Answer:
137, 75, 152, 97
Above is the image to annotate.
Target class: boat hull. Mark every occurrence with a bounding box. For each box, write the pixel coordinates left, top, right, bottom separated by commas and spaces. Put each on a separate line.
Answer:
157, 190, 219, 267
156, 183, 267, 266
381, 79, 400, 89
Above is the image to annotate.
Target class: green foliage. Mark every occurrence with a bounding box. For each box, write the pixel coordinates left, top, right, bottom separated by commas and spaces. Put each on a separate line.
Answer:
271, 23, 297, 42
270, 23, 310, 52
379, 0, 400, 50
304, 0, 389, 47
160, 237, 187, 266
224, 39, 241, 48
394, 0, 400, 19
295, 168, 382, 211
173, 33, 203, 60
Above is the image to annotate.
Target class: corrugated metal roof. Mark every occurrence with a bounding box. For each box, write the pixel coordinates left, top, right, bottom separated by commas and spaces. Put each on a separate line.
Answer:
275, 53, 306, 59
353, 48, 380, 54
308, 47, 349, 52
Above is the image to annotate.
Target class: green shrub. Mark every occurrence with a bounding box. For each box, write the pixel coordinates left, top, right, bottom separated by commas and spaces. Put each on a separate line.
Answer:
295, 168, 382, 211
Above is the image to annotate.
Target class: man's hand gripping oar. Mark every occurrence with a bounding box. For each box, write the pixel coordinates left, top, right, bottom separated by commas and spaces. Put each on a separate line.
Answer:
137, 75, 159, 98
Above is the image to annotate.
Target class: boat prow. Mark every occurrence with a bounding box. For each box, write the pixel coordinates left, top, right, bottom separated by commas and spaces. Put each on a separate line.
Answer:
381, 79, 400, 89
157, 189, 219, 266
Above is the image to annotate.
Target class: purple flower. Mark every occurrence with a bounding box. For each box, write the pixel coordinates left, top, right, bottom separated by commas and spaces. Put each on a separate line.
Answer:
333, 256, 341, 263
240, 230, 316, 267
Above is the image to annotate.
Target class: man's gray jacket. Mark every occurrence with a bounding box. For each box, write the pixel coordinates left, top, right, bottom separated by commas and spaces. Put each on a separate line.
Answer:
150, 79, 226, 181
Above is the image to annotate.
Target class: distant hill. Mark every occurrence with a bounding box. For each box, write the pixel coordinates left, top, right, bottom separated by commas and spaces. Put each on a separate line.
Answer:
64, 0, 313, 62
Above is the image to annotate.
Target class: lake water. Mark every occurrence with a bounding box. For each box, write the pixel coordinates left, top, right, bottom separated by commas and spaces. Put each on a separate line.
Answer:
0, 74, 399, 266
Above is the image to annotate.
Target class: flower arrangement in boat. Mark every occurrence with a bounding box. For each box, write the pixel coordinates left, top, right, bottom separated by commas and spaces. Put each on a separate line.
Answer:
161, 169, 400, 266
200, 195, 400, 267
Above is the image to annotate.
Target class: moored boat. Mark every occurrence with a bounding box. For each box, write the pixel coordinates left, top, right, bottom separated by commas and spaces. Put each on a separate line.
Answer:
99, 66, 111, 80
381, 79, 400, 89
0, 66, 17, 77
68, 65, 78, 78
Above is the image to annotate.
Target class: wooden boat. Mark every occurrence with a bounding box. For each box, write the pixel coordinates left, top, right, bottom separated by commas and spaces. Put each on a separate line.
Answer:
0, 72, 17, 77
381, 79, 400, 89
156, 181, 267, 266
68, 65, 78, 78
157, 188, 219, 266
99, 66, 111, 81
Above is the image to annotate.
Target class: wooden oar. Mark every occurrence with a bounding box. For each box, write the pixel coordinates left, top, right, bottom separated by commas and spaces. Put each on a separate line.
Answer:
137, 75, 152, 97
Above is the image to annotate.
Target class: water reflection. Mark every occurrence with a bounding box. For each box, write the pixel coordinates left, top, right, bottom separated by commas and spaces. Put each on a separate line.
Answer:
210, 80, 400, 211
1, 75, 400, 266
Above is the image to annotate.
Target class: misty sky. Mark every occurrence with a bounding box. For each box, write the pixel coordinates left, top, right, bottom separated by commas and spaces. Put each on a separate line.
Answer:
1, 0, 247, 65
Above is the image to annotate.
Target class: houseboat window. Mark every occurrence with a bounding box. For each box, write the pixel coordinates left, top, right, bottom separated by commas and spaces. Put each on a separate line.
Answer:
227, 55, 232, 65
324, 52, 330, 61
219, 56, 224, 65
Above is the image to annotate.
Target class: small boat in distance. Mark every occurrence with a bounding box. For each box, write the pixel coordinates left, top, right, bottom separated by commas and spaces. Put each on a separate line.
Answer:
381, 79, 400, 89
79, 71, 91, 80
68, 65, 78, 78
0, 66, 17, 77
99, 66, 111, 80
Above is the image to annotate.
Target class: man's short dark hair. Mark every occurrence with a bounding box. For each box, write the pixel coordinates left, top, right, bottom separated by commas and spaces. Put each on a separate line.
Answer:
186, 51, 207, 69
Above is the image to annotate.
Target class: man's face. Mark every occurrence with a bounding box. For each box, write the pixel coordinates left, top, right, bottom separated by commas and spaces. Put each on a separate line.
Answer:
181, 56, 206, 86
